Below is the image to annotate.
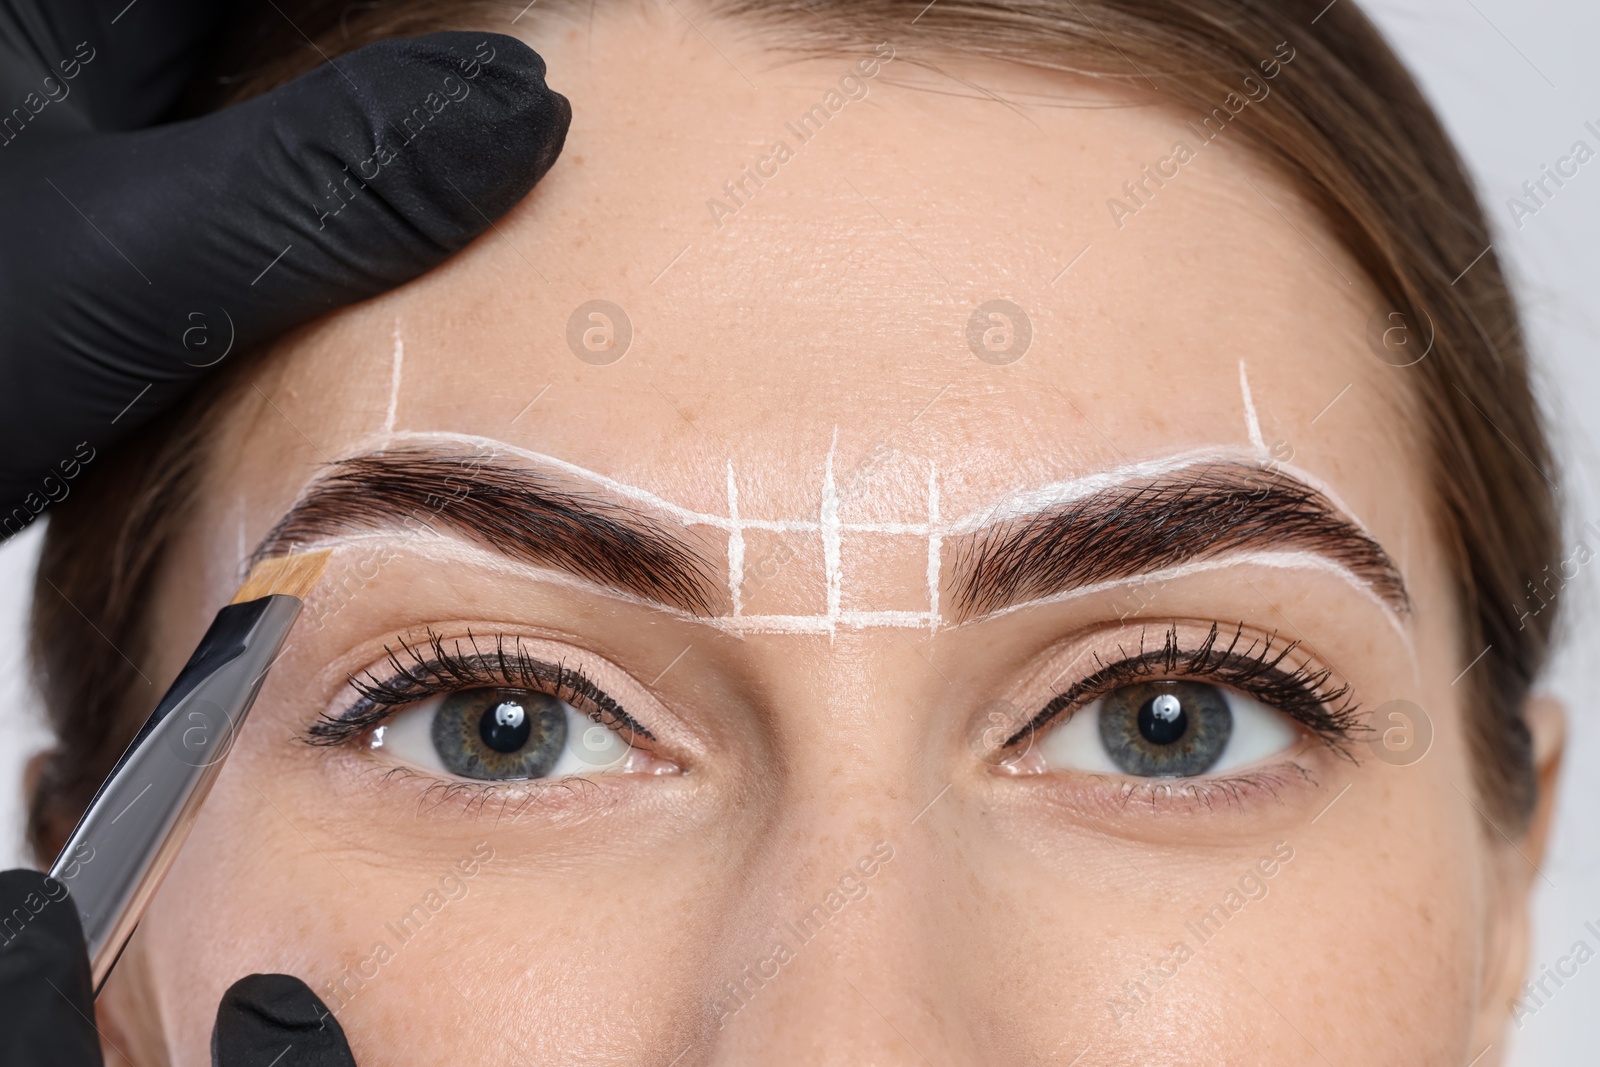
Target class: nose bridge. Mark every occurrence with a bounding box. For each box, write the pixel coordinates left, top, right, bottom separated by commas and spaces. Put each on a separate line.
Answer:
693, 635, 988, 1065
697, 806, 981, 1064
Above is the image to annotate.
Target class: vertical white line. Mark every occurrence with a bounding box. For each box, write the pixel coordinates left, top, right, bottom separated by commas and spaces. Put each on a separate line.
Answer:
821, 428, 842, 637
384, 318, 405, 434
1238, 358, 1266, 458
726, 460, 744, 615
926, 463, 942, 632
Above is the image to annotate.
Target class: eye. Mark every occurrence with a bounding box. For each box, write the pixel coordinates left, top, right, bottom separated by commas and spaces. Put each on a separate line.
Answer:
372, 685, 654, 781
309, 632, 684, 783
1036, 680, 1298, 778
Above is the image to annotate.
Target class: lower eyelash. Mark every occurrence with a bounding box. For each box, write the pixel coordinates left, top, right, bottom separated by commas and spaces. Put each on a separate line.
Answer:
364, 763, 609, 818
1070, 762, 1321, 816
304, 630, 652, 747
1004, 622, 1364, 754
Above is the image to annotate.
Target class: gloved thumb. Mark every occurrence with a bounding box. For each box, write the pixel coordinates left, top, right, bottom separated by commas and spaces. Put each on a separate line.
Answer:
212, 973, 356, 1067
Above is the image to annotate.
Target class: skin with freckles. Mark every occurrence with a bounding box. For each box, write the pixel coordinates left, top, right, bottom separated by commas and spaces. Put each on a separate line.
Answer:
94, 6, 1563, 1065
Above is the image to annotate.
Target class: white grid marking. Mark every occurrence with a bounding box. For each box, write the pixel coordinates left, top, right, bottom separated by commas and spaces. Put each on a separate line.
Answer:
821, 429, 843, 634
1239, 358, 1266, 459
926, 462, 942, 633
336, 430, 1400, 635
384, 319, 405, 434
726, 460, 744, 615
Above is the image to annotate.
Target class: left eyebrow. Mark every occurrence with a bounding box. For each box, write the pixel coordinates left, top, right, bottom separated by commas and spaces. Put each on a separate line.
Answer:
948, 461, 1409, 621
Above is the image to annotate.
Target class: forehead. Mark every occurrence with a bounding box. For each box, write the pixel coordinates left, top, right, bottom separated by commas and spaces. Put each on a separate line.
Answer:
220, 17, 1414, 546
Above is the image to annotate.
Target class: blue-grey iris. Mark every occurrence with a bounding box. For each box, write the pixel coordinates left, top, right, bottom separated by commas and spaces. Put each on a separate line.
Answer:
431, 687, 568, 780
1098, 681, 1233, 777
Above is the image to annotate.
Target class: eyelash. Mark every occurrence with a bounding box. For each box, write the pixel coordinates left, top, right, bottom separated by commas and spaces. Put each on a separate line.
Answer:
1003, 622, 1363, 756
308, 624, 1355, 800
305, 630, 653, 748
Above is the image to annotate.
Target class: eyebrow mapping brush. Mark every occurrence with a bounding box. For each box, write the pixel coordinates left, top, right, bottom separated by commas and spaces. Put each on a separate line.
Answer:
47, 549, 332, 993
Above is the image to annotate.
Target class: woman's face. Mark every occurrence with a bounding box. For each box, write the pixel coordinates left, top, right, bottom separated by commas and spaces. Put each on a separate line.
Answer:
104, 9, 1548, 1065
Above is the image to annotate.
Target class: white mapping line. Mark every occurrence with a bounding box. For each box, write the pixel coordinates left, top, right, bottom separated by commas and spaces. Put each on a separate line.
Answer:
1239, 359, 1266, 458
952, 548, 1414, 647
384, 319, 405, 434
926, 462, 942, 633
363, 430, 756, 532
719, 610, 940, 634
726, 460, 744, 615
821, 428, 842, 636
948, 447, 1256, 533
346, 432, 1380, 548
344, 431, 1379, 548
946, 444, 1381, 556
284, 532, 1406, 646
303, 430, 1406, 635
290, 532, 699, 612
286, 533, 944, 636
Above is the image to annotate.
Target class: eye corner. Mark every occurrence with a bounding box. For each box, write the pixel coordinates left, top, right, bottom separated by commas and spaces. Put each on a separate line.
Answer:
301, 703, 382, 748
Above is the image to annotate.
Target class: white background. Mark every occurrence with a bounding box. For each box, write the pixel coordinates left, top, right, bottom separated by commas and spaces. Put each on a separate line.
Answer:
0, 0, 1595, 1059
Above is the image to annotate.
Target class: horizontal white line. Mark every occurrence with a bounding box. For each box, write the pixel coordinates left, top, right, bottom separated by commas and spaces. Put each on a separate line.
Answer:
718, 610, 940, 633
341, 433, 1361, 539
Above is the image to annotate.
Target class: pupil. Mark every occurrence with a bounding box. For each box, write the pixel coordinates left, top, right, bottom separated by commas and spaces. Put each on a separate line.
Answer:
1095, 680, 1232, 778
479, 700, 532, 753
1137, 691, 1188, 746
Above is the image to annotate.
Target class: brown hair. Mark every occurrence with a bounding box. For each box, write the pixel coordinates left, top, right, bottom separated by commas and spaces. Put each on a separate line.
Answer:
28, 0, 1560, 861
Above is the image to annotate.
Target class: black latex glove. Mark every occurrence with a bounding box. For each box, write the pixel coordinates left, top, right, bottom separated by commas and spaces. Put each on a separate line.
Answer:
0, 0, 570, 530
0, 869, 357, 1065
212, 974, 358, 1067
0, 870, 100, 1065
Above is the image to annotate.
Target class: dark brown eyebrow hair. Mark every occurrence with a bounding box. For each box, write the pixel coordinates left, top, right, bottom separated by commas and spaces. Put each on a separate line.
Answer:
950, 461, 1409, 621
255, 448, 723, 616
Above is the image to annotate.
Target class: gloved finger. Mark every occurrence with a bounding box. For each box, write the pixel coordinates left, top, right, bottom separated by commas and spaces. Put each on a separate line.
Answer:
0, 869, 104, 1067
0, 30, 569, 523
0, 0, 226, 131
212, 973, 356, 1067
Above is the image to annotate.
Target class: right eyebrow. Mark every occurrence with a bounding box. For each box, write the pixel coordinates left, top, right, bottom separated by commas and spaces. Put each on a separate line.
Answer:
255, 448, 724, 616
948, 460, 1410, 622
